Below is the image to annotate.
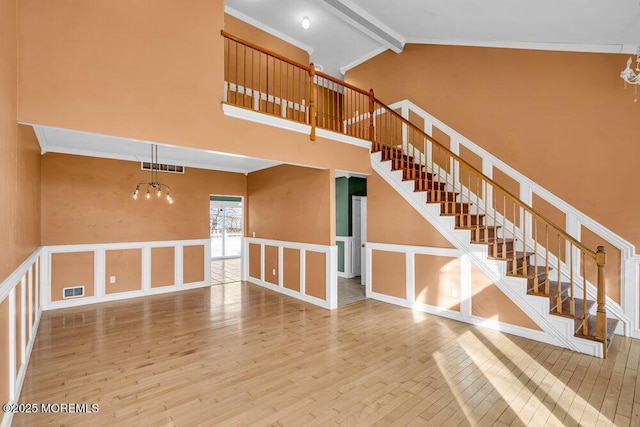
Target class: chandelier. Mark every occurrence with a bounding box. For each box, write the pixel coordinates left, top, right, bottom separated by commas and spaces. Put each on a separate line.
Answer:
620, 47, 640, 102
133, 144, 173, 203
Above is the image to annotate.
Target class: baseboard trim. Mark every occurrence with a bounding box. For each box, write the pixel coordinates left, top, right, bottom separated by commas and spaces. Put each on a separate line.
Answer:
247, 276, 331, 309
367, 290, 560, 347
42, 281, 210, 311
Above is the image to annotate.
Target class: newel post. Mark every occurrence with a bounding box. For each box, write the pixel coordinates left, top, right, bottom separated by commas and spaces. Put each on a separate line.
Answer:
369, 88, 375, 149
595, 245, 608, 355
309, 64, 316, 141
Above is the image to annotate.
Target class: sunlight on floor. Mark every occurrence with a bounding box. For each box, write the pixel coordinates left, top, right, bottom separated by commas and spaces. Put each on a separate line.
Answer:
431, 328, 615, 426
211, 258, 241, 285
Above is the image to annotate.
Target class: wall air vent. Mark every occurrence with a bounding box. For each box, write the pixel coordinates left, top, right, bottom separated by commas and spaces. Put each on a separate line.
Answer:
63, 286, 85, 299
141, 162, 185, 174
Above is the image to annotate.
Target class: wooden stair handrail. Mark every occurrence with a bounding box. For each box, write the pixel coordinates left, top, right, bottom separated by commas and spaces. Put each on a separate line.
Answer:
314, 70, 371, 97
373, 99, 597, 259
221, 30, 311, 70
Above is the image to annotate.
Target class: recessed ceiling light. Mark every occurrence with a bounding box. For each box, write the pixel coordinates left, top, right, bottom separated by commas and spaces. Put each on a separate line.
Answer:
301, 17, 310, 30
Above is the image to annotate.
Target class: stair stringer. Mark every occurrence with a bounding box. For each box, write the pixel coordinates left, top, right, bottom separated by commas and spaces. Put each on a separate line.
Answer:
372, 152, 604, 357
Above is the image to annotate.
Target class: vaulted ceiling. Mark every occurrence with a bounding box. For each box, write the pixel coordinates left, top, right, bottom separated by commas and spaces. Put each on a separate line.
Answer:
226, 0, 640, 77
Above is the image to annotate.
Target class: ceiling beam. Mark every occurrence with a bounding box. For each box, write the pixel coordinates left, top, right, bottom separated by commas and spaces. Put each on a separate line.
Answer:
322, 0, 405, 53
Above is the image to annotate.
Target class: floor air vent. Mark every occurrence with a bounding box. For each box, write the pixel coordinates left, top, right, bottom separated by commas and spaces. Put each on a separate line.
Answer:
141, 162, 185, 174
63, 286, 84, 299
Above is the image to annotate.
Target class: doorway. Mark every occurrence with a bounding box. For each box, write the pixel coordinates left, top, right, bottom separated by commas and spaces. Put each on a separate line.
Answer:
210, 195, 243, 285
335, 175, 367, 306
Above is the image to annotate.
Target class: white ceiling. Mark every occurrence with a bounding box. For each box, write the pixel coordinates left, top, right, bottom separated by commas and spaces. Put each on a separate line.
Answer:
32, 125, 281, 174
226, 0, 640, 77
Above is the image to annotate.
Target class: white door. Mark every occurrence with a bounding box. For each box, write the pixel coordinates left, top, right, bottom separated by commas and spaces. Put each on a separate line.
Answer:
360, 197, 367, 285
210, 197, 244, 259
352, 196, 362, 276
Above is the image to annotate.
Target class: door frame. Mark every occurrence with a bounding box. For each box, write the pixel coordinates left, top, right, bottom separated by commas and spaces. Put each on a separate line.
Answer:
210, 195, 245, 260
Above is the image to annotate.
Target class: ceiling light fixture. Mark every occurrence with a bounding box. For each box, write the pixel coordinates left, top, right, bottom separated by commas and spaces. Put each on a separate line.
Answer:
620, 47, 640, 102
133, 144, 173, 204
301, 17, 311, 30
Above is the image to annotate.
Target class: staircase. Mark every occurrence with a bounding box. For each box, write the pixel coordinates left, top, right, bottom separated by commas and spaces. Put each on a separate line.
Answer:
221, 30, 622, 358
375, 144, 618, 356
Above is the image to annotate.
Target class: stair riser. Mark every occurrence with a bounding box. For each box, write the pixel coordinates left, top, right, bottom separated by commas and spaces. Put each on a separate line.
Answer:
382, 150, 414, 162
402, 168, 436, 181
486, 242, 515, 258
439, 203, 471, 215
414, 179, 444, 191
506, 256, 535, 271
469, 228, 499, 242
390, 160, 421, 171
427, 192, 457, 202
456, 214, 485, 228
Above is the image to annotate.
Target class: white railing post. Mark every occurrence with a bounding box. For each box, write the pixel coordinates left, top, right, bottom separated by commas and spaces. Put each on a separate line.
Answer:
8, 288, 16, 400
328, 246, 338, 309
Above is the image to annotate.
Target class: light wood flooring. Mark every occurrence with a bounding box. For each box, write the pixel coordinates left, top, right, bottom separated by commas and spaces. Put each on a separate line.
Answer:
210, 258, 241, 285
13, 281, 640, 426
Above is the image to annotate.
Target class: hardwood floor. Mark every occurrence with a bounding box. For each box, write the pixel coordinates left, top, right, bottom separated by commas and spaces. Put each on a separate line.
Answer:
13, 282, 640, 426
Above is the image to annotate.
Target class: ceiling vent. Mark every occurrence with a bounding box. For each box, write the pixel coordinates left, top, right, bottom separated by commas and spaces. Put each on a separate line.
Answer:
141, 162, 185, 174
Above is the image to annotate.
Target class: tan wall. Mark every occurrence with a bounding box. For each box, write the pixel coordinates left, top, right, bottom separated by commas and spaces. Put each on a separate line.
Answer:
247, 165, 334, 245
151, 247, 174, 288
42, 153, 246, 245
368, 171, 455, 247
0, 0, 18, 284
305, 251, 326, 300
105, 249, 142, 294
415, 255, 460, 312
471, 266, 541, 330
0, 298, 8, 406
0, 0, 16, 402
346, 44, 638, 252
264, 245, 279, 285
51, 252, 95, 302
17, 1, 371, 175
248, 244, 261, 279
0, 130, 41, 282
369, 249, 541, 329
371, 250, 406, 299
183, 245, 205, 284
283, 248, 300, 292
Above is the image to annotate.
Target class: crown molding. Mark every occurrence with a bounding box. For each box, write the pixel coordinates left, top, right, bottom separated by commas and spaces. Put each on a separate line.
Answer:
404, 38, 633, 55
340, 46, 387, 76
224, 6, 314, 55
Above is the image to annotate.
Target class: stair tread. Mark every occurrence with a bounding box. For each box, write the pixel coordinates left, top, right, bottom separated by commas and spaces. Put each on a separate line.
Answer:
527, 280, 568, 298
551, 297, 595, 320
484, 238, 515, 245
575, 316, 619, 347
506, 265, 547, 279
488, 250, 527, 260
458, 224, 500, 231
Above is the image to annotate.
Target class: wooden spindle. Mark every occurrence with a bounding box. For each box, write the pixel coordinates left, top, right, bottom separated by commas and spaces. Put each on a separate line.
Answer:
309, 64, 316, 141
